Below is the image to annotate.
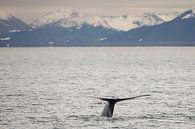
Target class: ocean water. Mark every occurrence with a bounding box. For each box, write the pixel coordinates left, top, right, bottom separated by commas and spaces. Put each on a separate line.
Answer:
0, 47, 194, 129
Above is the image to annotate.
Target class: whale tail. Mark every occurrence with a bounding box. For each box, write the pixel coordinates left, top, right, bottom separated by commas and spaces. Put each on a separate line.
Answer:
99, 94, 151, 103
99, 94, 150, 117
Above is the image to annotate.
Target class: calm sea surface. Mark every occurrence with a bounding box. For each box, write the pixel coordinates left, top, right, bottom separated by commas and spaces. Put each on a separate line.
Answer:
0, 47, 195, 129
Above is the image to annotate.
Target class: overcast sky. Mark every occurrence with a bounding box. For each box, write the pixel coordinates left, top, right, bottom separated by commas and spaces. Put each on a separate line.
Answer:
1, 0, 195, 23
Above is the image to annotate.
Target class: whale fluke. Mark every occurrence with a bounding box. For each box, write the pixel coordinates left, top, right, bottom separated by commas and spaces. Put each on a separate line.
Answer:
99, 94, 150, 117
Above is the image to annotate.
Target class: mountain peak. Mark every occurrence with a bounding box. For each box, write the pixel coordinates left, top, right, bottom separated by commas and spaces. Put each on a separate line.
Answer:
0, 11, 13, 20
175, 9, 195, 20
31, 9, 83, 28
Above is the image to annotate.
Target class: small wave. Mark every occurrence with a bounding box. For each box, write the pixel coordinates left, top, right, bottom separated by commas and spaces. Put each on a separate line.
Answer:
66, 114, 161, 122
5, 94, 24, 97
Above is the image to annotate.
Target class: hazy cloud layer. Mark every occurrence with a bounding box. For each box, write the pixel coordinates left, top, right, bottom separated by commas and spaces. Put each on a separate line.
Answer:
1, 0, 195, 23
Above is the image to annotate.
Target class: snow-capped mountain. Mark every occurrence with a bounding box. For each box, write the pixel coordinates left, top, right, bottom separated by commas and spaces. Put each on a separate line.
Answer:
101, 13, 164, 31
1, 9, 195, 47
54, 11, 86, 29
0, 11, 29, 34
31, 10, 79, 28
31, 10, 112, 29
31, 9, 175, 31
156, 12, 179, 21
108, 9, 195, 45
174, 9, 195, 20
85, 13, 165, 31
0, 11, 12, 20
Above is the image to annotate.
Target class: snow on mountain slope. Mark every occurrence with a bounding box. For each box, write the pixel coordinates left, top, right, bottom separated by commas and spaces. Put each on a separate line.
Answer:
31, 10, 81, 28
31, 9, 167, 31
0, 11, 29, 34
178, 9, 195, 19
85, 16, 112, 29
0, 11, 12, 20
31, 10, 111, 29
102, 13, 164, 31
30, 9, 194, 31
1, 9, 195, 47
57, 13, 165, 31
157, 12, 179, 21
54, 11, 86, 28
182, 12, 195, 19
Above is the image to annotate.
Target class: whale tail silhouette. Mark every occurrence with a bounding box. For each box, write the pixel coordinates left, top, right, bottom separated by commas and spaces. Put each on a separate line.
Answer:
99, 94, 150, 117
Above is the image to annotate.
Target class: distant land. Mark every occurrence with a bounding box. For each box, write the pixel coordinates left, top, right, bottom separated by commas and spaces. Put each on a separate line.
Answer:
0, 9, 195, 47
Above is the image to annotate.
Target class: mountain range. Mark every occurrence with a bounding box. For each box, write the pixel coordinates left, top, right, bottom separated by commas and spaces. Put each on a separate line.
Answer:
0, 9, 195, 47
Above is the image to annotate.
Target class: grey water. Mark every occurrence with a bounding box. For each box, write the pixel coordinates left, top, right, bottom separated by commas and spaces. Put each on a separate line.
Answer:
0, 47, 195, 129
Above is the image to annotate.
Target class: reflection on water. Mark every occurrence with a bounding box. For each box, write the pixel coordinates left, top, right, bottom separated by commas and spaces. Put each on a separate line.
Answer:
0, 47, 195, 129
